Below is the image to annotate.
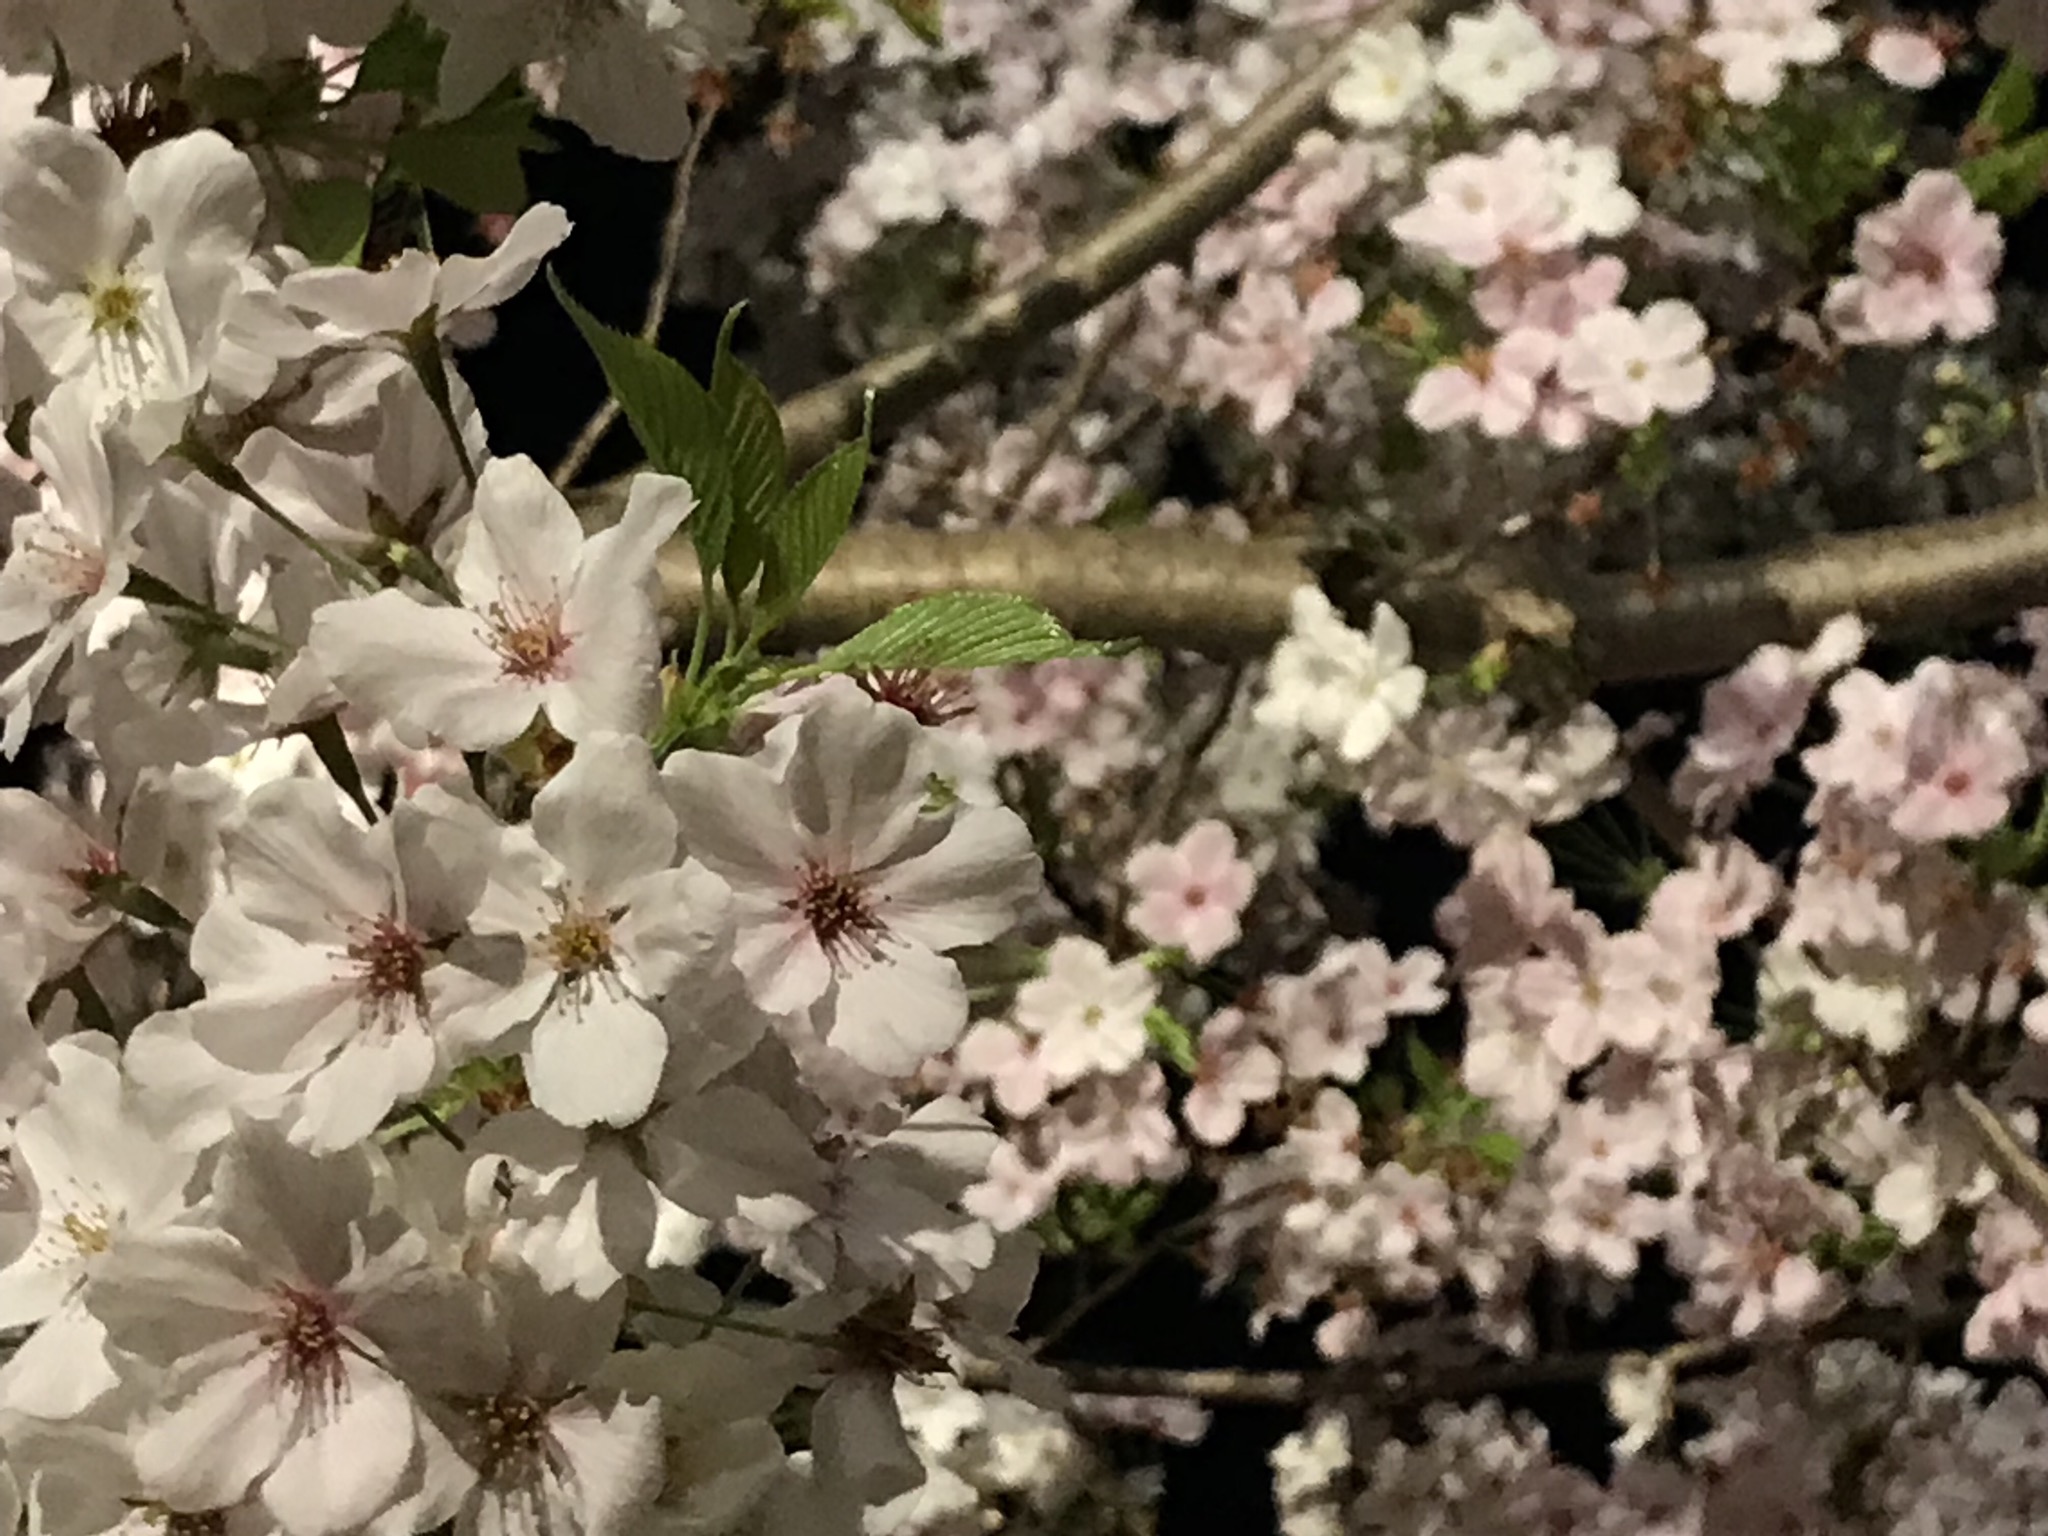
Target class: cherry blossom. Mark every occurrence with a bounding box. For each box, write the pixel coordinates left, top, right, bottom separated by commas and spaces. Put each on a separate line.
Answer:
1556, 300, 1715, 427
663, 679, 1041, 1077
1824, 171, 2002, 346
1122, 819, 1256, 963
1695, 0, 1843, 106
308, 459, 693, 751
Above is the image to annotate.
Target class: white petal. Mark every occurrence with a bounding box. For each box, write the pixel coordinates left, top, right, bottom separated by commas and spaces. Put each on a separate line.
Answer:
126, 129, 262, 270
525, 994, 668, 1128
0, 124, 130, 285
309, 589, 539, 751
454, 457, 585, 613
293, 1027, 438, 1153
0, 1299, 118, 1417
535, 1395, 664, 1536
529, 733, 676, 895
825, 946, 967, 1076
662, 750, 806, 880
877, 806, 1040, 953
260, 1361, 418, 1536
435, 205, 572, 317
134, 1344, 289, 1511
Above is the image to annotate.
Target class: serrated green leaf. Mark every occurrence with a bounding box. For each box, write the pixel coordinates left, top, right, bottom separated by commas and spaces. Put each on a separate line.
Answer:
1976, 52, 2038, 143
759, 436, 867, 628
353, 5, 447, 100
816, 593, 1112, 672
390, 94, 546, 213
1958, 128, 2048, 216
709, 306, 786, 599
550, 271, 733, 564
283, 177, 372, 265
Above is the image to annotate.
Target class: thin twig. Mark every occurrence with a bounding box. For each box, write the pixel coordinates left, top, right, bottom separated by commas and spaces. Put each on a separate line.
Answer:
1027, 1185, 1283, 1358
999, 305, 1144, 506
968, 1303, 1967, 1407
1947, 1083, 2048, 1235
554, 101, 722, 490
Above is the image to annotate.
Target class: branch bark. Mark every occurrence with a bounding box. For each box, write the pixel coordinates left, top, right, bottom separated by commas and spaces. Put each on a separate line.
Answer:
958, 1303, 1966, 1407
576, 12, 1422, 503
661, 495, 2048, 682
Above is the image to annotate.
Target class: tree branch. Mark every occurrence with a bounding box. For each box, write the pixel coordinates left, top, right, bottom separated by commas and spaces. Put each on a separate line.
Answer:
555, 101, 721, 489
661, 495, 2048, 682
959, 1303, 1966, 1407
579, 11, 1420, 505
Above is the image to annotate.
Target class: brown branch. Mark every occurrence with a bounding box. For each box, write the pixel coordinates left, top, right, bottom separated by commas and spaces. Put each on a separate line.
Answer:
659, 495, 2048, 682
1947, 1083, 2048, 1235
958, 1303, 1967, 1407
578, 11, 1426, 506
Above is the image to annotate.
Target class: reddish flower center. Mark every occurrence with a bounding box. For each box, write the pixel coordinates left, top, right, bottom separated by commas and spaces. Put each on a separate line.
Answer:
344, 914, 430, 1029
855, 668, 973, 726
789, 858, 887, 967
263, 1285, 348, 1404
483, 589, 573, 683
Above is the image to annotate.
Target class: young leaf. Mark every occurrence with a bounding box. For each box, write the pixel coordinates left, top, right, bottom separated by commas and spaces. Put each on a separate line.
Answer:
1958, 128, 2048, 216
758, 435, 867, 628
1405, 1035, 1451, 1102
283, 177, 372, 266
550, 271, 734, 565
1976, 52, 2039, 143
1143, 1006, 1200, 1076
352, 5, 447, 100
816, 593, 1113, 672
390, 93, 548, 214
708, 306, 787, 597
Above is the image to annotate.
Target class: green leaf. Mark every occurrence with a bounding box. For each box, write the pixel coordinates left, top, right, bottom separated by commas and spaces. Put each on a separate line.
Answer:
759, 435, 867, 628
1959, 128, 2048, 216
1976, 52, 2038, 143
352, 4, 447, 100
1405, 1035, 1451, 1101
708, 306, 786, 598
816, 593, 1112, 672
81, 872, 191, 933
299, 713, 379, 826
550, 271, 733, 564
283, 177, 372, 265
879, 0, 944, 46
1469, 1130, 1523, 1175
1143, 1006, 1200, 1076
390, 94, 546, 213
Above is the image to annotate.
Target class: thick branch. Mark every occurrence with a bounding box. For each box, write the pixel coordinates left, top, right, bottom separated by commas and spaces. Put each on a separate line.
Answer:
578, 13, 1415, 502
662, 496, 2048, 682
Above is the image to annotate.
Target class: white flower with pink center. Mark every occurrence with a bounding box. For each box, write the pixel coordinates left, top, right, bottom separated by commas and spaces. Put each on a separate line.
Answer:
1123, 819, 1257, 964
128, 777, 500, 1152
1823, 170, 2002, 347
663, 680, 1041, 1078
308, 457, 693, 751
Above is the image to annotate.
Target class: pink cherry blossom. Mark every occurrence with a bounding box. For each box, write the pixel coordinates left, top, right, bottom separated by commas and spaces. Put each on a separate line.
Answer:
1864, 25, 1945, 88
1406, 330, 1557, 438
1556, 300, 1715, 426
1182, 1006, 1283, 1146
1695, 0, 1842, 106
1123, 819, 1257, 963
1182, 270, 1364, 435
1823, 170, 2002, 346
